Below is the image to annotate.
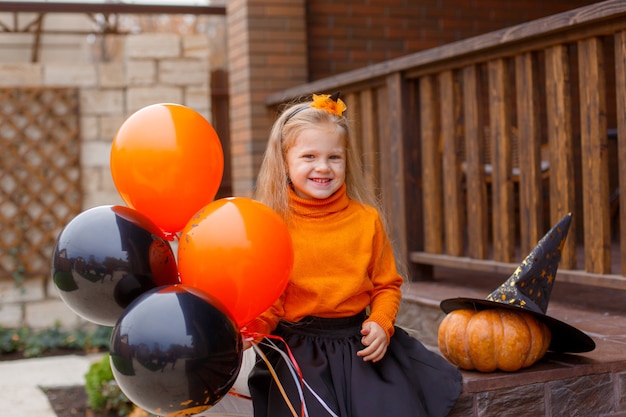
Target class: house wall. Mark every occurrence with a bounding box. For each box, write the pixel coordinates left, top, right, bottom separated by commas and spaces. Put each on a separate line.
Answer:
306, 0, 601, 80
0, 13, 220, 329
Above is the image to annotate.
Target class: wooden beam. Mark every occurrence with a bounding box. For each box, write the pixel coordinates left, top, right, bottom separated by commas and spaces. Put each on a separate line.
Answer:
410, 252, 626, 290
0, 2, 225, 15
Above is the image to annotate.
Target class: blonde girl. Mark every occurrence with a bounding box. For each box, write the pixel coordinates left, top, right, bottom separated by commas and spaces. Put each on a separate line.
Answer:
245, 93, 461, 417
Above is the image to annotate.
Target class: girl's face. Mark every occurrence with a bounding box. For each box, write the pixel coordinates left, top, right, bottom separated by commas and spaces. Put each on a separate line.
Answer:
285, 124, 346, 200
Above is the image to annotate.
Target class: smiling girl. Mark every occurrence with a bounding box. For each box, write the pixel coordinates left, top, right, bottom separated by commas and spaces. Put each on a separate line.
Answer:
244, 93, 461, 417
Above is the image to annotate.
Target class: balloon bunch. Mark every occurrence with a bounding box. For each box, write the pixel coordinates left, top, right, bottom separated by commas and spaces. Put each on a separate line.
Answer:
51, 103, 294, 416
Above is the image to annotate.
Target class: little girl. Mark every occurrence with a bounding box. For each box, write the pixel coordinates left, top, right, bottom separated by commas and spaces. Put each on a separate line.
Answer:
244, 93, 462, 417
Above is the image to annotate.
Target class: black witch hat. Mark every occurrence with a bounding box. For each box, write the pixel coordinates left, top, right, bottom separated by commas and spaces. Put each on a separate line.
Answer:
440, 213, 595, 353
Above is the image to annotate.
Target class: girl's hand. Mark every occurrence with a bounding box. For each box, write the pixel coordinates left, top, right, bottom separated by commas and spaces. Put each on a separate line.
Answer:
356, 321, 389, 362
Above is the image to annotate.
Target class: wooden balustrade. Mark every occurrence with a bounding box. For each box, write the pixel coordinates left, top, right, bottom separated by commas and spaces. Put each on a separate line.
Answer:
266, 0, 626, 290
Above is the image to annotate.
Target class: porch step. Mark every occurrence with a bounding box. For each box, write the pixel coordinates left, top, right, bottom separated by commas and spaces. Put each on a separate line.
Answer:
397, 267, 626, 417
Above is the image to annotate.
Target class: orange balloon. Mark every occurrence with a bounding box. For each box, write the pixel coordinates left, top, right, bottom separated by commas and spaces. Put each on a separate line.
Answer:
177, 197, 294, 327
110, 103, 224, 234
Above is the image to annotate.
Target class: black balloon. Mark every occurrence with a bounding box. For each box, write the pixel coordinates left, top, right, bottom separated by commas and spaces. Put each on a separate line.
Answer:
109, 285, 243, 416
51, 205, 180, 326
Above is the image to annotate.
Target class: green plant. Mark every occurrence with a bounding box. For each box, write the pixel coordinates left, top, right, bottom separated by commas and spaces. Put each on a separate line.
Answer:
0, 326, 28, 353
22, 325, 69, 357
84, 353, 135, 416
0, 323, 111, 358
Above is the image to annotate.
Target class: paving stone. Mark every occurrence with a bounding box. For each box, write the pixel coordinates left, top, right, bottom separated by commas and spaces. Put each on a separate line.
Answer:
0, 355, 102, 417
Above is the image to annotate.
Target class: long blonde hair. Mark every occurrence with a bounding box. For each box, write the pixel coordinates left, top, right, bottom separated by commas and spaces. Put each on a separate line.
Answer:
255, 99, 380, 222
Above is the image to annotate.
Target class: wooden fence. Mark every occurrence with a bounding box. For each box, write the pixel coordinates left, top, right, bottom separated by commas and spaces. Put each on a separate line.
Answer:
266, 0, 626, 290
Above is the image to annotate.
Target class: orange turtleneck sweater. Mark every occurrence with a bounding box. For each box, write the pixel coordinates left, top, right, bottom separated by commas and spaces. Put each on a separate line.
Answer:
246, 184, 403, 340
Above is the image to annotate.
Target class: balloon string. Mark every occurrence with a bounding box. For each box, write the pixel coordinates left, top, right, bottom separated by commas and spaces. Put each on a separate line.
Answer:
252, 342, 301, 417
243, 330, 306, 416
243, 331, 338, 417
162, 231, 179, 241
242, 331, 305, 389
241, 330, 303, 380
259, 338, 309, 417
262, 334, 305, 384
227, 389, 251, 400
258, 338, 337, 417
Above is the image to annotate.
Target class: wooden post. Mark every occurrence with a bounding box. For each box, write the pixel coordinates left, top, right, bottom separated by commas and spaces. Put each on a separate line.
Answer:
488, 59, 515, 263
578, 37, 611, 274
515, 52, 543, 255
439, 70, 465, 257
614, 30, 626, 275
462, 64, 489, 260
385, 73, 410, 273
545, 44, 577, 270
419, 75, 443, 255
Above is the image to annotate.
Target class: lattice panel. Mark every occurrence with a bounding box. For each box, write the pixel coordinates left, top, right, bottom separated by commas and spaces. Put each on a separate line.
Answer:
0, 88, 81, 279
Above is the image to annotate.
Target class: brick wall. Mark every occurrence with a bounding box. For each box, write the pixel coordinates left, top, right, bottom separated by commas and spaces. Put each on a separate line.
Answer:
226, 0, 308, 197
306, 0, 601, 80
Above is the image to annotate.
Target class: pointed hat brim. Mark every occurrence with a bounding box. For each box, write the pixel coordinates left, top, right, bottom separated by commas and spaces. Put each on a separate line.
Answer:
439, 298, 596, 353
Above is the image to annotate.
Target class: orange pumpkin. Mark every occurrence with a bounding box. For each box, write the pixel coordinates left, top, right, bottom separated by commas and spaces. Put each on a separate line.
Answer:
437, 308, 551, 372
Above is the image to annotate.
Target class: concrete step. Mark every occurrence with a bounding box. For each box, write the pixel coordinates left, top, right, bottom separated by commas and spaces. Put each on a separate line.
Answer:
397, 267, 626, 417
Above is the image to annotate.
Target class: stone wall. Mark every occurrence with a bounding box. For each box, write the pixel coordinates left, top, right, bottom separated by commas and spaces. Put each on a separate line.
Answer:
448, 370, 626, 417
0, 16, 218, 329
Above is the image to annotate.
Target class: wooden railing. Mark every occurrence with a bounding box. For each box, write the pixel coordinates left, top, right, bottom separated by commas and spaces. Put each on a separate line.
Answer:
266, 0, 626, 290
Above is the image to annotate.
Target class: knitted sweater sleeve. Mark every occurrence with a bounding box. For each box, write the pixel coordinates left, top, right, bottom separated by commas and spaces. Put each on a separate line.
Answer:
242, 293, 285, 337
364, 213, 403, 341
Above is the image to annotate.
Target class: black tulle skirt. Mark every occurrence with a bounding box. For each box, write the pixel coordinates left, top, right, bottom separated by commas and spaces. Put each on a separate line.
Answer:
248, 312, 462, 417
